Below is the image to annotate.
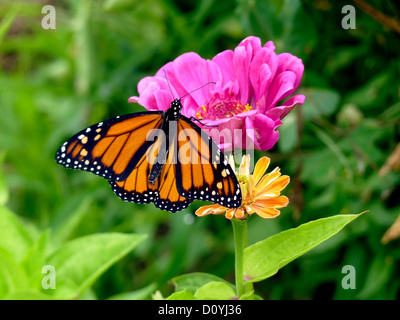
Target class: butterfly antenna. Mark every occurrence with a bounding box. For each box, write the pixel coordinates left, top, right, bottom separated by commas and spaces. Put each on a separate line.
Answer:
179, 81, 216, 100
163, 69, 176, 100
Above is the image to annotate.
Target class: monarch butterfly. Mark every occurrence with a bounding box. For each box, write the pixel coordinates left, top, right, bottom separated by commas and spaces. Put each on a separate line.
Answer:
55, 94, 242, 213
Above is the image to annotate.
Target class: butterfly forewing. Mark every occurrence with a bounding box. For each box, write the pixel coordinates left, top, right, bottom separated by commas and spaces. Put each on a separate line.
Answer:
56, 111, 163, 181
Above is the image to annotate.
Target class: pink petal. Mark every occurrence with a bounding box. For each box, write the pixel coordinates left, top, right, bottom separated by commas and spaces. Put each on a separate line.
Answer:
135, 76, 173, 111
138, 76, 165, 95
200, 109, 282, 151
128, 96, 139, 103
264, 71, 297, 111
247, 114, 281, 151
276, 53, 304, 96
266, 94, 305, 120
155, 61, 183, 99
249, 47, 278, 104
207, 117, 243, 151
263, 40, 276, 51
212, 49, 235, 87
233, 46, 253, 104
201, 115, 252, 152
154, 89, 173, 111
237, 36, 262, 59
172, 52, 220, 116
137, 81, 164, 110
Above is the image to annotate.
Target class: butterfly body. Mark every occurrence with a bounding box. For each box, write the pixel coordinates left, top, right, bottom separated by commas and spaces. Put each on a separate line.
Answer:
148, 160, 164, 185
56, 99, 242, 212
147, 99, 181, 184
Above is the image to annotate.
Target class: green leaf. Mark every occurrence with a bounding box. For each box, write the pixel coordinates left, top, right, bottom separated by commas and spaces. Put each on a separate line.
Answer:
0, 152, 9, 205
0, 4, 19, 46
239, 290, 255, 300
166, 290, 196, 300
0, 205, 33, 261
301, 88, 340, 119
21, 231, 50, 289
344, 72, 390, 109
357, 255, 394, 299
107, 283, 157, 300
51, 196, 91, 248
0, 249, 29, 299
103, 0, 139, 12
4, 289, 55, 300
152, 290, 164, 300
47, 233, 147, 297
43, 278, 80, 300
312, 125, 351, 175
171, 272, 235, 294
244, 214, 362, 283
194, 281, 236, 300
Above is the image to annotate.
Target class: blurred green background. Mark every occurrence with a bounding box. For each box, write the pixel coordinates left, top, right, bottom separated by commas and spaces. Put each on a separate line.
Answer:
1, 0, 400, 299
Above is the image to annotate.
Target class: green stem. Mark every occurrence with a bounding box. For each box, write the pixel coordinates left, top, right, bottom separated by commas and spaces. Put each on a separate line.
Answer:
232, 218, 247, 298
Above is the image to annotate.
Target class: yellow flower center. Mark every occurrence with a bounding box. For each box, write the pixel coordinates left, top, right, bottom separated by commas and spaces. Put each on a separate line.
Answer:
195, 94, 252, 120
237, 174, 256, 207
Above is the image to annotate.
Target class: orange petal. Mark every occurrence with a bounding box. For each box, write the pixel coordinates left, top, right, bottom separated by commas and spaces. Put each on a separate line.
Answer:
253, 157, 270, 185
256, 175, 290, 199
234, 208, 245, 219
212, 206, 230, 215
195, 204, 221, 217
252, 206, 281, 219
256, 170, 281, 191
247, 176, 256, 200
254, 191, 280, 200
225, 209, 236, 220
254, 196, 289, 209
243, 205, 255, 215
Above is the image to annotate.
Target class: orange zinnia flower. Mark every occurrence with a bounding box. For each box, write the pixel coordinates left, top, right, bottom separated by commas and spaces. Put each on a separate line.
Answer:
195, 155, 290, 220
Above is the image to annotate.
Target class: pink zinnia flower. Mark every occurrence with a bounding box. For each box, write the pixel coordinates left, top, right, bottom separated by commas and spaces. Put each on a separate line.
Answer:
129, 36, 305, 151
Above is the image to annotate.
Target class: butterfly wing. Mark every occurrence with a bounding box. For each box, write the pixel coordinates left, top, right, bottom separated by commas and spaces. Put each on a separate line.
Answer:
55, 111, 163, 181
110, 127, 191, 212
175, 116, 242, 208
56, 107, 241, 212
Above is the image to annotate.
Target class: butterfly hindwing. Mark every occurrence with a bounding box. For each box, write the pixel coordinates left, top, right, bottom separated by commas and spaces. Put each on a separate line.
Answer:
56, 111, 163, 181
110, 130, 191, 212
175, 116, 242, 208
153, 128, 191, 212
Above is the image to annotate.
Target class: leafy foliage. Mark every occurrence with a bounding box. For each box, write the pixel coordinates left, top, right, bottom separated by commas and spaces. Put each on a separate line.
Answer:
1, 0, 399, 299
0, 205, 146, 299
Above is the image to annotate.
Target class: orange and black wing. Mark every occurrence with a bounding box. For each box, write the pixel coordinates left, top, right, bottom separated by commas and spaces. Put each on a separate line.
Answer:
175, 116, 242, 208
110, 128, 191, 212
55, 111, 163, 182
